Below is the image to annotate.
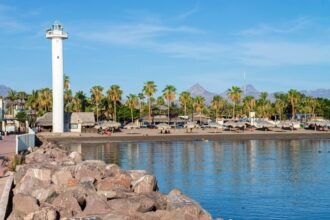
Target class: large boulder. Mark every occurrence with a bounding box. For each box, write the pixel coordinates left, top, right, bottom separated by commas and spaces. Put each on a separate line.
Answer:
73, 160, 106, 180
82, 194, 109, 216
104, 164, 121, 177
97, 173, 132, 191
51, 170, 73, 186
69, 151, 83, 163
51, 192, 82, 218
31, 188, 57, 203
12, 194, 40, 217
14, 175, 50, 195
127, 170, 148, 182
25, 168, 52, 183
132, 175, 158, 193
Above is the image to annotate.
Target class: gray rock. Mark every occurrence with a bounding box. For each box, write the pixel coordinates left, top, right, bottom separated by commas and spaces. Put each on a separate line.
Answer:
31, 188, 57, 203
25, 168, 52, 183
83, 194, 109, 216
104, 164, 121, 177
14, 175, 49, 195
127, 170, 148, 182
23, 207, 58, 220
51, 192, 82, 218
108, 195, 156, 213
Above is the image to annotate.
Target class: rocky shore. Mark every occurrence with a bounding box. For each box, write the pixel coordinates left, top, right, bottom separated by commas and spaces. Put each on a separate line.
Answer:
7, 140, 219, 220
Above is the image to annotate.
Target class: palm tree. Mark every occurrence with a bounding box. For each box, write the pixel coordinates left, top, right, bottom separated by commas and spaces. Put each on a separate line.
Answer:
16, 91, 27, 107
288, 89, 300, 120
275, 99, 285, 120
306, 97, 319, 119
73, 91, 86, 112
5, 90, 17, 115
90, 86, 104, 123
211, 95, 225, 119
179, 91, 191, 116
64, 89, 73, 112
243, 96, 256, 115
227, 86, 242, 118
64, 74, 70, 91
193, 96, 205, 123
26, 90, 39, 112
162, 85, 176, 124
107, 85, 122, 122
142, 81, 157, 121
126, 94, 138, 123
38, 88, 52, 112
138, 93, 145, 119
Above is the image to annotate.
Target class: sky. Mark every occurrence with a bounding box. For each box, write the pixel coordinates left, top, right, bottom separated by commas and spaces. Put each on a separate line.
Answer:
1, 0, 330, 96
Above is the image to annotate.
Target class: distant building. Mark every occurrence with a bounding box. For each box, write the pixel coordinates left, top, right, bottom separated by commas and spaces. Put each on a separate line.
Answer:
36, 112, 95, 132
0, 97, 4, 121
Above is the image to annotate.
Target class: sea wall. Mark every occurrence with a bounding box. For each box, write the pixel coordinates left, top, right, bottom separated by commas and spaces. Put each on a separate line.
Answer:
7, 139, 220, 220
15, 128, 35, 154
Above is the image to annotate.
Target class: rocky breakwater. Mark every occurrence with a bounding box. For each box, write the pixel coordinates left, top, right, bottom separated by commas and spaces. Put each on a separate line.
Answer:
8, 141, 219, 220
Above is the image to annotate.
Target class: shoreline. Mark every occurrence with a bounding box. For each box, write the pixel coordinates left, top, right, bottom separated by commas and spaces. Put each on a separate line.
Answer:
40, 129, 330, 143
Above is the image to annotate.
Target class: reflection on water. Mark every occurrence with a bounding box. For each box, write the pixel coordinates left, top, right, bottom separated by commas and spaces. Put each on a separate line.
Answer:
59, 139, 330, 219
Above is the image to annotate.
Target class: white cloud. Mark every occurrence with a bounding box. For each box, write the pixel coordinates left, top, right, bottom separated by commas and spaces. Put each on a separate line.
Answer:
177, 4, 199, 20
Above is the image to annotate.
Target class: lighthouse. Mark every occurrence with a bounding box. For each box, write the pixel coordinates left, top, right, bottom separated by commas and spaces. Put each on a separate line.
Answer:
46, 22, 68, 133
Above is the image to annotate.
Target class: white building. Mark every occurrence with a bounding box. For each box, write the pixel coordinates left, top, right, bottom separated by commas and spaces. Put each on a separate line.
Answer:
46, 21, 68, 133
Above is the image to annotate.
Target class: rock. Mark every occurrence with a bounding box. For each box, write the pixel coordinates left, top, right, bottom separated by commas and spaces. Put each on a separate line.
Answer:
25, 168, 52, 183
13, 194, 39, 217
14, 175, 49, 195
51, 192, 82, 218
74, 160, 106, 180
31, 188, 57, 203
97, 173, 132, 191
82, 194, 109, 216
51, 170, 73, 186
97, 189, 136, 200
23, 207, 58, 220
67, 178, 79, 187
108, 195, 156, 213
79, 176, 95, 190
132, 175, 158, 193
127, 170, 148, 182
104, 164, 121, 177
142, 191, 168, 210
69, 151, 82, 163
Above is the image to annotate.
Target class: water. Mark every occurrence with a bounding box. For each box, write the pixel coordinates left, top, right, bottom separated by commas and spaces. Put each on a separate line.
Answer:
59, 139, 330, 219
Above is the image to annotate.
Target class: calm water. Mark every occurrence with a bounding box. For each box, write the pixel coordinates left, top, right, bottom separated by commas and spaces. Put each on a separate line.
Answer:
59, 139, 330, 219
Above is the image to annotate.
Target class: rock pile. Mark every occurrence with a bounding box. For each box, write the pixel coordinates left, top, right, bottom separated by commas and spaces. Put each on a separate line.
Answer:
8, 141, 218, 220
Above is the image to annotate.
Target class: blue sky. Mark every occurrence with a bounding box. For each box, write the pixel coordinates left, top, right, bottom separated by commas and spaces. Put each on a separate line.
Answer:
1, 0, 330, 96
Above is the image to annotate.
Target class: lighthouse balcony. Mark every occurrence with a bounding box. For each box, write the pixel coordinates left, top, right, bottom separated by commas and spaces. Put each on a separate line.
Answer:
46, 29, 68, 39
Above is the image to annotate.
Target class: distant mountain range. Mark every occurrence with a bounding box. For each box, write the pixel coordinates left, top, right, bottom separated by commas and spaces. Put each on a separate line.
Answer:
0, 85, 11, 97
188, 83, 330, 104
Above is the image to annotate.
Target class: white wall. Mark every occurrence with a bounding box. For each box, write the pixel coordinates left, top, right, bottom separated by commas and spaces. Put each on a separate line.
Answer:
16, 127, 35, 154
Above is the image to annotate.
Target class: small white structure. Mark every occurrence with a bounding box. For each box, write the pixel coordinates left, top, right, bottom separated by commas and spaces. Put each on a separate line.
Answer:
46, 21, 68, 133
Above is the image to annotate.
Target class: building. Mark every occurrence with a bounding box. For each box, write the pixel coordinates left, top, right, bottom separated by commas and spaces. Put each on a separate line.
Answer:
36, 112, 95, 133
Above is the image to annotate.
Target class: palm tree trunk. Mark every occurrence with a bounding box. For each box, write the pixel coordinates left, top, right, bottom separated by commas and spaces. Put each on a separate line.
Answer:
184, 104, 187, 116
114, 101, 117, 122
233, 103, 236, 119
168, 101, 170, 124
131, 108, 134, 123
96, 104, 99, 123
148, 98, 151, 123
216, 109, 218, 119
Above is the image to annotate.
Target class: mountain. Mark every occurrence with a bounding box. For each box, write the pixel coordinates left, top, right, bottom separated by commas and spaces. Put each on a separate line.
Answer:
187, 84, 330, 104
300, 89, 330, 99
0, 85, 11, 97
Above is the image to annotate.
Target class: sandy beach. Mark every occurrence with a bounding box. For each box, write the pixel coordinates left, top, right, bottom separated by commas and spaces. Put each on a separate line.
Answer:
39, 128, 330, 143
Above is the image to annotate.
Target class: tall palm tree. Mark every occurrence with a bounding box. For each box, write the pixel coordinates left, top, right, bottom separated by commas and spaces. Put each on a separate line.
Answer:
138, 93, 145, 119
73, 91, 86, 112
38, 88, 52, 112
162, 85, 176, 124
64, 89, 73, 112
64, 74, 70, 91
288, 89, 300, 120
26, 90, 39, 112
243, 96, 256, 115
179, 91, 191, 116
306, 97, 319, 119
227, 86, 242, 118
211, 95, 225, 119
193, 96, 205, 123
5, 90, 17, 115
142, 81, 157, 121
126, 94, 138, 123
275, 99, 285, 120
90, 86, 104, 123
16, 91, 27, 107
107, 85, 122, 122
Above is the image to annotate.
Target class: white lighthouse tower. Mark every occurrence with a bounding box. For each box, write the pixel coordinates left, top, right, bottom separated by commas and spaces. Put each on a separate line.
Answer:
46, 21, 68, 133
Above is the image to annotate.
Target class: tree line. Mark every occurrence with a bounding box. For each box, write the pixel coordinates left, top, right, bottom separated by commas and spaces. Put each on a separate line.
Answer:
3, 75, 330, 123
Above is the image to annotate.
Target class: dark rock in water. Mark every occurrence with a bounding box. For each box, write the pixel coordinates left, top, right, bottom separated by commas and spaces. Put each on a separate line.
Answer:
8, 139, 215, 220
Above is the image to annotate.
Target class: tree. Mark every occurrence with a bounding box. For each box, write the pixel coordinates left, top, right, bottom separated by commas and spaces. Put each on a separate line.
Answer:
227, 86, 242, 118
193, 96, 205, 123
73, 91, 86, 112
126, 94, 138, 123
107, 85, 122, 122
138, 93, 145, 119
16, 91, 27, 107
306, 97, 319, 119
142, 81, 157, 121
26, 90, 39, 112
179, 91, 191, 116
162, 85, 176, 124
243, 96, 256, 115
288, 89, 300, 120
211, 95, 225, 119
275, 99, 285, 120
64, 89, 73, 112
90, 86, 104, 123
37, 88, 52, 113
5, 90, 17, 115
64, 74, 70, 90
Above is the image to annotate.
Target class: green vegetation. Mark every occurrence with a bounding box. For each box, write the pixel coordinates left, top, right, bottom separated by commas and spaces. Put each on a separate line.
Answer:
4, 76, 330, 123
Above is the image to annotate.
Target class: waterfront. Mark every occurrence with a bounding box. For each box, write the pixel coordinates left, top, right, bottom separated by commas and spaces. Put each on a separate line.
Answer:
58, 139, 330, 219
